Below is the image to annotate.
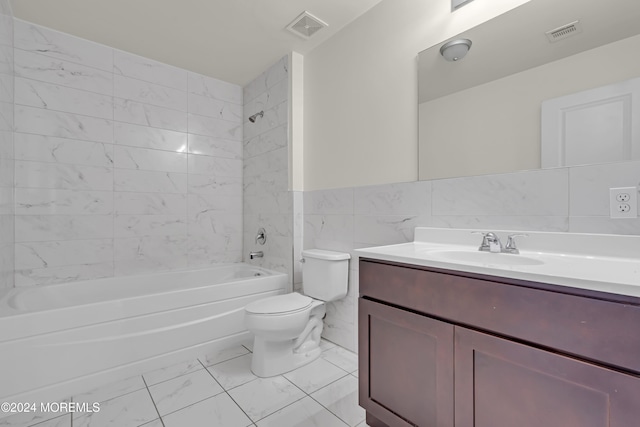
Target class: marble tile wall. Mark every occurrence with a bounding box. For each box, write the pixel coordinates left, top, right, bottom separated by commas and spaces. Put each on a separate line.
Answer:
0, 0, 13, 290
304, 162, 640, 352
243, 56, 292, 284
12, 20, 243, 286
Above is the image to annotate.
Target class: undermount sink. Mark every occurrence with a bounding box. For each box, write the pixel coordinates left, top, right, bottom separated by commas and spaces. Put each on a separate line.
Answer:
426, 250, 545, 266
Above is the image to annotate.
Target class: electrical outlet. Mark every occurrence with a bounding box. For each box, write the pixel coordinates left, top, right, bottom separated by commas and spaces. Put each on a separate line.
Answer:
618, 203, 631, 213
610, 187, 638, 219
616, 192, 631, 202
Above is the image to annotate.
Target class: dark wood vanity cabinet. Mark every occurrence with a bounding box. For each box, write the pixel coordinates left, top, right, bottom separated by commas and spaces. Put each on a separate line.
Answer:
358, 258, 640, 427
359, 298, 454, 427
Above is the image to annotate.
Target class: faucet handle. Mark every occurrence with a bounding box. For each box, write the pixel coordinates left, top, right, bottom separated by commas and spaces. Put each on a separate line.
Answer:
505, 233, 528, 254
255, 227, 266, 245
472, 231, 502, 252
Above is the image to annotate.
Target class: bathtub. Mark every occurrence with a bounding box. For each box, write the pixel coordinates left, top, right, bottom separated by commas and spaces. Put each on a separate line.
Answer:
0, 264, 287, 404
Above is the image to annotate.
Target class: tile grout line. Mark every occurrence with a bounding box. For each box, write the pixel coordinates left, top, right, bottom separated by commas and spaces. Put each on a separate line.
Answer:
281, 367, 356, 423
281, 374, 351, 427
198, 357, 257, 425
141, 375, 166, 427
111, 46, 116, 279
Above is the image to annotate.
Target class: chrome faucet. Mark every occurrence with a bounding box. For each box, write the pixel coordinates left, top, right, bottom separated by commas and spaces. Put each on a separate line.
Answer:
474, 232, 503, 253
473, 231, 528, 254
249, 251, 264, 260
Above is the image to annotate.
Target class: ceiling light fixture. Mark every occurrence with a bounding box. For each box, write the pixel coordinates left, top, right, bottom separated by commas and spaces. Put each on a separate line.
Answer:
439, 39, 472, 62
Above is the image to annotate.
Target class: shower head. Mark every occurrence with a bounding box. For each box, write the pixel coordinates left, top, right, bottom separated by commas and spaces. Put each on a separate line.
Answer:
248, 110, 264, 123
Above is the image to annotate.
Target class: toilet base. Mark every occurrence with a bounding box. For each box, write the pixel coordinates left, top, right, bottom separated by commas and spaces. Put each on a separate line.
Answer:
248, 302, 327, 377
250, 336, 322, 377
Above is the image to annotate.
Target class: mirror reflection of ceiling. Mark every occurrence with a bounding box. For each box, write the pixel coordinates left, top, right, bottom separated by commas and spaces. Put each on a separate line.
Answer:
419, 0, 640, 104
10, 0, 384, 86
417, 0, 640, 181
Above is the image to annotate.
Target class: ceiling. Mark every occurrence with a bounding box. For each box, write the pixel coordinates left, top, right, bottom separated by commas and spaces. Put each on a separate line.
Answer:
418, 0, 640, 103
10, 0, 384, 86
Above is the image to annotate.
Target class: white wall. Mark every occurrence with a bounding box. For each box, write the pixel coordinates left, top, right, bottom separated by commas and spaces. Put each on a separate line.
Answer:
13, 20, 244, 286
303, 0, 530, 190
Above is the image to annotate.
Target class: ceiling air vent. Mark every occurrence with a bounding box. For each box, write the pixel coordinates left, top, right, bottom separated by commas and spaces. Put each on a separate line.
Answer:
286, 11, 328, 40
545, 21, 583, 43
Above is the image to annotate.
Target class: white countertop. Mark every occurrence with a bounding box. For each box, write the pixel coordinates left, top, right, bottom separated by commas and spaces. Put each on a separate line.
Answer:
355, 228, 640, 298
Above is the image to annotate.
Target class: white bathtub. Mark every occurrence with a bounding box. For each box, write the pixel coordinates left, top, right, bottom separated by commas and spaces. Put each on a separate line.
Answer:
0, 264, 287, 404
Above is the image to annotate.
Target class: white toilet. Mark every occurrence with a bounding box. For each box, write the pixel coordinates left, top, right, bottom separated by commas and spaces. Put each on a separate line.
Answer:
244, 249, 350, 377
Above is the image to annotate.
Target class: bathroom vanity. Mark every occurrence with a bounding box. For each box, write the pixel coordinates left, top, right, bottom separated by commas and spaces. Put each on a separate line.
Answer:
356, 228, 640, 427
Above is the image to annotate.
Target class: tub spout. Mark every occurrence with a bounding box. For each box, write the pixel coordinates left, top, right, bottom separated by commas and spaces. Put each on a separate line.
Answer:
249, 251, 264, 260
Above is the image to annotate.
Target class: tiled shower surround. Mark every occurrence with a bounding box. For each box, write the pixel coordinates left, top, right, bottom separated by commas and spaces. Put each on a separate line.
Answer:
11, 20, 243, 285
242, 57, 293, 282
0, 0, 13, 290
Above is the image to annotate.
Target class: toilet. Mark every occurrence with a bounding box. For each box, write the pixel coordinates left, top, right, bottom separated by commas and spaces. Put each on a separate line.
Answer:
244, 249, 350, 377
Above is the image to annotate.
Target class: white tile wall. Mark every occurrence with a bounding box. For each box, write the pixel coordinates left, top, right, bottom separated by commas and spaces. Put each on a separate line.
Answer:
304, 164, 640, 352
12, 19, 243, 286
0, 0, 12, 290
243, 56, 292, 283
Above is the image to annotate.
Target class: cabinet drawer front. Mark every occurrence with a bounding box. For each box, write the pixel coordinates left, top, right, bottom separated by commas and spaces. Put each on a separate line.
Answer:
360, 259, 640, 373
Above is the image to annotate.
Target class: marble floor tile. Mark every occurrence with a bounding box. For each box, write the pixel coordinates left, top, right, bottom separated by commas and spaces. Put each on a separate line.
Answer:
0, 399, 71, 427
199, 345, 249, 367
228, 376, 305, 422
162, 393, 252, 427
256, 396, 348, 427
148, 369, 223, 416
73, 375, 146, 405
283, 358, 350, 394
321, 347, 359, 373
0, 409, 68, 427
319, 338, 337, 352
0, 412, 69, 427
8, 342, 361, 427
311, 376, 364, 427
29, 415, 71, 427
142, 359, 203, 386
205, 353, 258, 390
73, 389, 158, 427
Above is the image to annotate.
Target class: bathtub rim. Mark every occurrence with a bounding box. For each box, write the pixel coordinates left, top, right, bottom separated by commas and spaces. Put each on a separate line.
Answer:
0, 263, 288, 343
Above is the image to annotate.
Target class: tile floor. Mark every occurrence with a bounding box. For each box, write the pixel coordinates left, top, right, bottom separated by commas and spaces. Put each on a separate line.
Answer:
1, 340, 368, 427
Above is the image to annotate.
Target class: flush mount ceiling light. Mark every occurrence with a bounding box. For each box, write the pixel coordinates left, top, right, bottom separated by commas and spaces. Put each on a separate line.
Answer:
440, 38, 472, 61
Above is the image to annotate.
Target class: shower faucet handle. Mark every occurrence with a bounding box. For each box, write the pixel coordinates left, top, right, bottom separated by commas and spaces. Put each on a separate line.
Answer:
255, 228, 267, 245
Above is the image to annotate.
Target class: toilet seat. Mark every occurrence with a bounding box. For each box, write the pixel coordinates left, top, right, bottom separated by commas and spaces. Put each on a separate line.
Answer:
245, 293, 313, 315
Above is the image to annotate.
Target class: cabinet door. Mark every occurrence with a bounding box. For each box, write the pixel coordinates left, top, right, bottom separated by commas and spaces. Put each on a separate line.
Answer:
359, 298, 454, 427
455, 326, 640, 427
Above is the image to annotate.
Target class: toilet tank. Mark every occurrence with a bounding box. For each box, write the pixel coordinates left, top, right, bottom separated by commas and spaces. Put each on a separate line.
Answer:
301, 249, 350, 302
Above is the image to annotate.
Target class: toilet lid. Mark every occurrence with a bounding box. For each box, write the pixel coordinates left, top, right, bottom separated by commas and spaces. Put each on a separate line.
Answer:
245, 293, 313, 315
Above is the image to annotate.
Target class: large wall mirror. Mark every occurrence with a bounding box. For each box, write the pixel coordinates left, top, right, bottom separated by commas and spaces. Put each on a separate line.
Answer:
418, 0, 640, 180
